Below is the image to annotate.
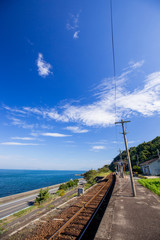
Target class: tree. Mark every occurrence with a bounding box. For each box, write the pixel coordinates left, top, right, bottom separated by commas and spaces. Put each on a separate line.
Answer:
35, 187, 50, 204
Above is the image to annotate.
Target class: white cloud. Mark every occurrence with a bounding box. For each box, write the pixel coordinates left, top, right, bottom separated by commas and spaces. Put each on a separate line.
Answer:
9, 117, 36, 129
129, 60, 144, 69
92, 146, 106, 150
65, 126, 88, 133
3, 105, 26, 114
66, 13, 80, 39
1, 142, 40, 146
40, 132, 71, 137
4, 60, 160, 128
37, 53, 52, 77
11, 137, 35, 140
73, 31, 80, 39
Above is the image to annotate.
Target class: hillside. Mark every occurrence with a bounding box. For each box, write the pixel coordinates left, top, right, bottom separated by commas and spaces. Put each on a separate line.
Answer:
110, 136, 160, 170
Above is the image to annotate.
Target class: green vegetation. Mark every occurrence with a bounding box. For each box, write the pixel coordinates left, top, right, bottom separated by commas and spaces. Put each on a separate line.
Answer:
83, 165, 111, 185
35, 187, 52, 204
13, 206, 35, 217
47, 204, 54, 210
137, 174, 147, 179
132, 165, 142, 174
67, 193, 77, 200
138, 178, 160, 196
56, 189, 65, 196
56, 179, 79, 197
58, 179, 79, 191
0, 219, 9, 235
110, 136, 160, 171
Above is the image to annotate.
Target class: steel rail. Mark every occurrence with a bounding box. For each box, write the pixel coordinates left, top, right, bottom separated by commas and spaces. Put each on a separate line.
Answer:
47, 174, 112, 240
78, 174, 115, 240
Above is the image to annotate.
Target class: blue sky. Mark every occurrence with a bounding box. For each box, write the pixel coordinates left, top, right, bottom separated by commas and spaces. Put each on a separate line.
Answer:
0, 0, 160, 170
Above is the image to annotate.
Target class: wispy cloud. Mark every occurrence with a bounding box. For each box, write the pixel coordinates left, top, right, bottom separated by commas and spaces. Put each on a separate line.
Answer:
3, 105, 26, 114
37, 53, 52, 77
66, 13, 80, 39
11, 137, 35, 140
73, 31, 80, 39
9, 117, 36, 129
1, 142, 40, 146
65, 140, 74, 143
65, 126, 88, 133
40, 132, 71, 137
129, 60, 144, 69
92, 145, 106, 151
26, 38, 34, 46
4, 60, 160, 128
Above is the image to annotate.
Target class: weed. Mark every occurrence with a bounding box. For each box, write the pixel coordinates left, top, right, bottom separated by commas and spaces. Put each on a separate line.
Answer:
138, 178, 160, 196
13, 206, 35, 218
47, 204, 54, 210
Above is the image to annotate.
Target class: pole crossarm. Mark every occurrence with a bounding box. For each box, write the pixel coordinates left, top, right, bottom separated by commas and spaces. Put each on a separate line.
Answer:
115, 120, 131, 124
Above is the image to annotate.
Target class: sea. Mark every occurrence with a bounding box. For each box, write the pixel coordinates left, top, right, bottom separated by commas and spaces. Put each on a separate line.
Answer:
0, 169, 85, 198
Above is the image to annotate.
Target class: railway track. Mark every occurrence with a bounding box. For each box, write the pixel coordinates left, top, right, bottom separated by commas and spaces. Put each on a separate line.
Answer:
24, 173, 114, 240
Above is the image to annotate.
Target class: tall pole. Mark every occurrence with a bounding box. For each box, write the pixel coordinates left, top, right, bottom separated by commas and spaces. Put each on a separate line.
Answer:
136, 154, 139, 166
119, 149, 124, 178
115, 119, 136, 197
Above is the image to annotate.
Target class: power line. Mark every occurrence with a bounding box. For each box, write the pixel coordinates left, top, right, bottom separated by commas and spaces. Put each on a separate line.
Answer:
110, 0, 119, 153
110, 0, 117, 120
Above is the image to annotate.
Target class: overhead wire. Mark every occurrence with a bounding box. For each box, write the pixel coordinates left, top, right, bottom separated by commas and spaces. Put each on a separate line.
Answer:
109, 0, 119, 155
110, 0, 117, 116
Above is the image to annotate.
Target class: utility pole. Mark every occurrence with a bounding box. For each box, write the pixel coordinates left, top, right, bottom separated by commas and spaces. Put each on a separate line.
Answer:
119, 149, 124, 178
115, 119, 136, 197
119, 149, 122, 161
136, 154, 139, 166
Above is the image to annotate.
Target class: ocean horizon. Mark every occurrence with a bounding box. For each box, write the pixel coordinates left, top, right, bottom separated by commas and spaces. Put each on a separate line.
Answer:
0, 169, 86, 198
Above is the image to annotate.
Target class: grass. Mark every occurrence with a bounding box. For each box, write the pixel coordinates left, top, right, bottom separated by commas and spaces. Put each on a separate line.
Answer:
67, 193, 77, 200
95, 171, 111, 177
138, 178, 160, 196
13, 205, 35, 218
0, 219, 9, 235
47, 204, 54, 210
84, 183, 93, 190
137, 174, 147, 179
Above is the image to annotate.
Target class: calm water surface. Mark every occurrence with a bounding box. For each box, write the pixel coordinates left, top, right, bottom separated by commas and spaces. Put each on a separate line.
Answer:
0, 169, 85, 198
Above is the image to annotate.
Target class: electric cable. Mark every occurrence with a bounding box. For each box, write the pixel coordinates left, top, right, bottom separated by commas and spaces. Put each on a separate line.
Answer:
110, 0, 119, 154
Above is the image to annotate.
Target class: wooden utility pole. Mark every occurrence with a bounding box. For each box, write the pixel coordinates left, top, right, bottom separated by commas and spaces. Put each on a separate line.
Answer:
136, 154, 139, 166
115, 119, 136, 197
119, 149, 124, 178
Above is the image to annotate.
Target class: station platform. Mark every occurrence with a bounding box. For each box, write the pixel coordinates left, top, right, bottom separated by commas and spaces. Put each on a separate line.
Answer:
94, 175, 160, 240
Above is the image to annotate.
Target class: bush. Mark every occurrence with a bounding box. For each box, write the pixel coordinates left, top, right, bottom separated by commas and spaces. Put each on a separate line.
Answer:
133, 165, 142, 174
58, 179, 79, 192
35, 187, 51, 204
83, 170, 96, 182
67, 180, 75, 188
56, 189, 65, 196
59, 183, 68, 191
73, 179, 79, 186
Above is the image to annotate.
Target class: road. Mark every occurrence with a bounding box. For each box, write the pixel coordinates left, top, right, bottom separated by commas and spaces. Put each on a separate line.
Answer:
0, 179, 86, 219
0, 187, 59, 219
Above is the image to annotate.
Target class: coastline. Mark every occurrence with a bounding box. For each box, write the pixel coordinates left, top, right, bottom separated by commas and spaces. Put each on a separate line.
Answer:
0, 183, 61, 205
0, 178, 83, 205
0, 169, 85, 199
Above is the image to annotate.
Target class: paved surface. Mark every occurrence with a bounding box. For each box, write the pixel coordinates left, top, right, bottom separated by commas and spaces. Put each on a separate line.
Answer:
0, 178, 86, 219
94, 176, 160, 240
0, 187, 59, 219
